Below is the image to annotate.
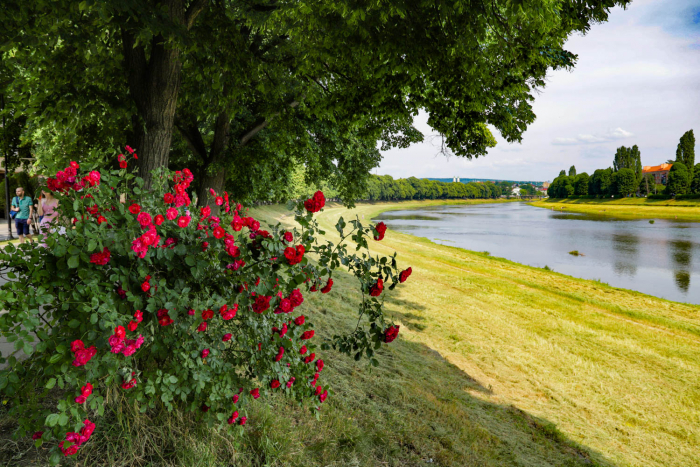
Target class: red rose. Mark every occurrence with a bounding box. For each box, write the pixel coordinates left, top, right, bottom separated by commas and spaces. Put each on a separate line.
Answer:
197, 321, 208, 332
151, 214, 163, 226
114, 325, 126, 339
141, 281, 150, 293
201, 309, 214, 320
270, 379, 280, 389
384, 325, 400, 343
166, 208, 178, 220
370, 278, 384, 297
71, 340, 84, 352
232, 394, 239, 403
274, 346, 284, 362
215, 196, 224, 206
125, 145, 135, 154
283, 231, 293, 242
303, 191, 326, 213
188, 309, 195, 316
239, 416, 247, 425
294, 315, 305, 326
201, 348, 210, 359
222, 333, 233, 342
250, 388, 260, 399
399, 267, 412, 283
304, 353, 315, 364
321, 278, 333, 294
289, 289, 303, 308
163, 193, 175, 204
319, 390, 328, 403
316, 359, 324, 372
213, 226, 225, 239
252, 295, 271, 314
70, 161, 79, 169
299, 345, 307, 354
97, 215, 107, 225
301, 330, 315, 340
32, 431, 43, 440
127, 320, 138, 332
89, 247, 111, 265
228, 411, 239, 425
177, 215, 191, 228
72, 346, 97, 366
373, 222, 387, 241
128, 204, 141, 215
220, 304, 237, 320
134, 310, 143, 323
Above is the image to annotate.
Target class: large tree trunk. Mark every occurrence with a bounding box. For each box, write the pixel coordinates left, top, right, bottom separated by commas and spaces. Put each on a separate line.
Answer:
121, 0, 208, 188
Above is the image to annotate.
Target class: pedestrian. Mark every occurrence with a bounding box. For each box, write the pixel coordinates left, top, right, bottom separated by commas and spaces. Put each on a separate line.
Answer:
38, 190, 59, 245
10, 186, 34, 243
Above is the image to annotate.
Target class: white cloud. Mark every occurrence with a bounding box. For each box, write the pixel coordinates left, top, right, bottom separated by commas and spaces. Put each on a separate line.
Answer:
552, 128, 634, 145
378, 0, 700, 181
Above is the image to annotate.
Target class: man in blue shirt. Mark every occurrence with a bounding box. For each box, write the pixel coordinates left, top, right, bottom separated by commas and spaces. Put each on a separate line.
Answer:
11, 186, 34, 243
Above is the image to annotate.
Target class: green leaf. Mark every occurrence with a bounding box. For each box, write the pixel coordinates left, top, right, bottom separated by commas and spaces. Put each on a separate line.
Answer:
49, 354, 63, 364
45, 413, 59, 427
67, 255, 80, 268
58, 413, 69, 426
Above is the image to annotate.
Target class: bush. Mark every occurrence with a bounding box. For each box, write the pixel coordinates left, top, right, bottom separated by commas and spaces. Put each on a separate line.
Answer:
676, 194, 700, 200
0, 149, 409, 464
648, 194, 672, 200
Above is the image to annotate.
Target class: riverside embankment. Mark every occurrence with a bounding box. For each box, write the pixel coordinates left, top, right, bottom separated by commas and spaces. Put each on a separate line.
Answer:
252, 199, 700, 467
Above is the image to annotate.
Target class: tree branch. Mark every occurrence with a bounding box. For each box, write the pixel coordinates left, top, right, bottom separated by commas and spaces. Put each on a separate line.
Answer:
238, 96, 303, 148
175, 116, 208, 161
185, 0, 209, 30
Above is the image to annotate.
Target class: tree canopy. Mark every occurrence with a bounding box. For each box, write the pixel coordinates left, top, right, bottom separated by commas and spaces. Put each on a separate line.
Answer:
675, 130, 695, 190
2, 0, 630, 203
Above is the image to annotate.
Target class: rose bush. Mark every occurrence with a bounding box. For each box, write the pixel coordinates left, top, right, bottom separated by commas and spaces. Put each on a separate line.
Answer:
0, 148, 411, 464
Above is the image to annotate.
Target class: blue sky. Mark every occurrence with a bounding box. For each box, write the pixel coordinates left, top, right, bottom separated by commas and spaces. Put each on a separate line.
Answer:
378, 0, 700, 182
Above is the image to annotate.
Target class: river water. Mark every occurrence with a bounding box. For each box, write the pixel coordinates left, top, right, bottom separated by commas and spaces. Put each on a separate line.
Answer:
374, 202, 700, 304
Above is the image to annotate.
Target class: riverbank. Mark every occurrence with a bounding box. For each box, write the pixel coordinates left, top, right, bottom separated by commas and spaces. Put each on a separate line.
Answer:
530, 198, 700, 220
250, 200, 700, 467
3, 199, 697, 467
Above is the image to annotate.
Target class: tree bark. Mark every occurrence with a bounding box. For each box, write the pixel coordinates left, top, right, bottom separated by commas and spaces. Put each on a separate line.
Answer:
121, 0, 208, 189
196, 111, 231, 211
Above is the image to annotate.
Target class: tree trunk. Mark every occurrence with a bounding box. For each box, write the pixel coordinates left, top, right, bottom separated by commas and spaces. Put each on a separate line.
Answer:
120, 0, 208, 188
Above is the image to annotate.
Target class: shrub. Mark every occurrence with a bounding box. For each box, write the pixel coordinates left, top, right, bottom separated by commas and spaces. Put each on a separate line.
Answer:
0, 149, 409, 464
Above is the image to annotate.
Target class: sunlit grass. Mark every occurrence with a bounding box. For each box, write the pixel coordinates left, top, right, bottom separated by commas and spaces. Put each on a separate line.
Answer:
2, 199, 698, 466
531, 198, 700, 220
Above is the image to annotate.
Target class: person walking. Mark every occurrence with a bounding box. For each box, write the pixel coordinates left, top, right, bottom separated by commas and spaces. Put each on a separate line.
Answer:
38, 190, 59, 245
10, 186, 34, 243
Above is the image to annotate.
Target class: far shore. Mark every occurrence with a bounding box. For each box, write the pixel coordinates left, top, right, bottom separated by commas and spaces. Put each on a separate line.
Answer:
530, 197, 700, 220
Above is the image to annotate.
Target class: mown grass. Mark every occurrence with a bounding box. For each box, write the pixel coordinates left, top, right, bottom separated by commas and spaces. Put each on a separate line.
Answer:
2, 199, 699, 467
531, 198, 700, 220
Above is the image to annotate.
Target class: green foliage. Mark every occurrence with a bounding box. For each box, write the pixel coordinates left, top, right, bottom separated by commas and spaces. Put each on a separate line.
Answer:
547, 175, 574, 198
613, 145, 642, 182
676, 130, 695, 190
568, 166, 576, 177
574, 173, 589, 195
365, 176, 503, 201
0, 155, 408, 461
612, 168, 636, 197
2, 0, 631, 198
690, 163, 700, 194
664, 162, 690, 195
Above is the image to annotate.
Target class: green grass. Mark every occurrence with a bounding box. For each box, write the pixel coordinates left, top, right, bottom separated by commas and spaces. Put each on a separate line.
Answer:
2, 199, 699, 467
531, 198, 700, 220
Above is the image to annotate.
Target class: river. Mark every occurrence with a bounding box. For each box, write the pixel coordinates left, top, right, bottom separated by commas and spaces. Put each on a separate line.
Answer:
374, 202, 700, 304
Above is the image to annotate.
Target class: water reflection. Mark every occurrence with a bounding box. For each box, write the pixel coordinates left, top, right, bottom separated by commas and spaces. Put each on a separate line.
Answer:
612, 233, 639, 277
670, 240, 693, 292
374, 203, 700, 304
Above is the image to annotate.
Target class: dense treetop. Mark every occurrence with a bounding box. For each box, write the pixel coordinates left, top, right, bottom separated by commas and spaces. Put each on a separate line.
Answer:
2, 0, 630, 203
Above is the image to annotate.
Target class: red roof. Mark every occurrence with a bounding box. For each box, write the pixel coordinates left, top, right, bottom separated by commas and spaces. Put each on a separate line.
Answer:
642, 163, 672, 173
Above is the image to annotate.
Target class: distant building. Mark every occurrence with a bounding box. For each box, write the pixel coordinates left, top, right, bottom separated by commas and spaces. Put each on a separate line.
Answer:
542, 181, 550, 189
511, 187, 521, 198
642, 163, 672, 185
452, 176, 460, 183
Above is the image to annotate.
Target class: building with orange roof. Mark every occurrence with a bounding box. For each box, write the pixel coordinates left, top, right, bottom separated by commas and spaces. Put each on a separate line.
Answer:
642, 163, 672, 185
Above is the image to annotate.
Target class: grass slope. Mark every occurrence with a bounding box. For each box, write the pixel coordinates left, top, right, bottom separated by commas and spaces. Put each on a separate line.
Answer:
530, 198, 700, 220
2, 200, 698, 467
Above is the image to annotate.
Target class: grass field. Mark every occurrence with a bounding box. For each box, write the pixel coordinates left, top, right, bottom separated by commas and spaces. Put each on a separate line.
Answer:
2, 199, 698, 467
531, 197, 700, 220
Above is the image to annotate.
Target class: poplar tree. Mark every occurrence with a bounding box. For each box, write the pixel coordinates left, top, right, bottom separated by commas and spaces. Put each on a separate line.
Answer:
676, 130, 695, 190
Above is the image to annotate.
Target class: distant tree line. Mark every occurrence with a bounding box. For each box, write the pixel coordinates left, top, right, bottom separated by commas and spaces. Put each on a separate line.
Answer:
548, 130, 698, 198
364, 175, 513, 201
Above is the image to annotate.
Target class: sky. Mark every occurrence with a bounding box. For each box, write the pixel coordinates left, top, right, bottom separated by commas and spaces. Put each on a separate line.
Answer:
378, 0, 700, 182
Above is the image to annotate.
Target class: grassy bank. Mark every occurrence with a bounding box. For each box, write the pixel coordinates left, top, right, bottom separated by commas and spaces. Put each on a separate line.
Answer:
531, 198, 700, 220
2, 199, 698, 467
